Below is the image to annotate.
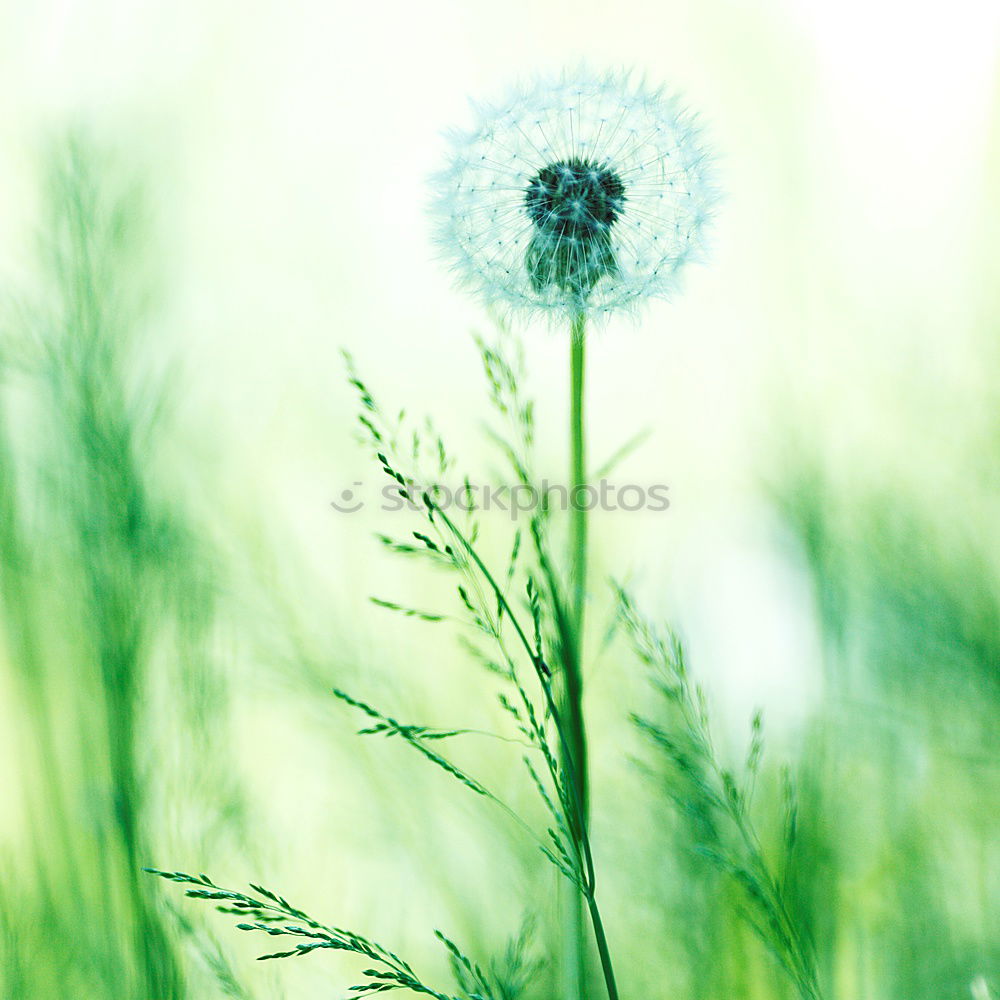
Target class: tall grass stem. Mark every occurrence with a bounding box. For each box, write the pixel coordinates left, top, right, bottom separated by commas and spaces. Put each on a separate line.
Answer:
564, 314, 589, 999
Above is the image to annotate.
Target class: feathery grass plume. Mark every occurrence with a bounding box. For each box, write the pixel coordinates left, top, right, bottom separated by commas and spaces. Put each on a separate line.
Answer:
434, 69, 719, 1000
441, 919, 543, 1000
149, 336, 612, 999
339, 352, 618, 994
615, 585, 824, 1000
145, 869, 532, 1000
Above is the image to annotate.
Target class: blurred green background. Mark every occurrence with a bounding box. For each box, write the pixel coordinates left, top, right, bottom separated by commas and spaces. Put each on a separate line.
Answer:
0, 0, 998, 997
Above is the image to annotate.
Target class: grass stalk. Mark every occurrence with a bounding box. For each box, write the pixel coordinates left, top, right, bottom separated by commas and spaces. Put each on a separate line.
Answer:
432, 498, 618, 1000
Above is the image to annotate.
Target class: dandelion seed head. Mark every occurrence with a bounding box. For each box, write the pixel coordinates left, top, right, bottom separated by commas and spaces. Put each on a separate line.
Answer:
431, 69, 719, 323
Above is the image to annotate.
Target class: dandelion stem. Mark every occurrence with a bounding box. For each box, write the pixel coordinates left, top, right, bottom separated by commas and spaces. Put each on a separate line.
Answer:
565, 313, 590, 1000
567, 319, 589, 821
570, 314, 588, 662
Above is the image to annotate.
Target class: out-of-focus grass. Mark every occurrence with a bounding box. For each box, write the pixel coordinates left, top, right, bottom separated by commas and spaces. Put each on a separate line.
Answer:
0, 131, 245, 1000
774, 469, 1000, 1000
607, 453, 999, 1000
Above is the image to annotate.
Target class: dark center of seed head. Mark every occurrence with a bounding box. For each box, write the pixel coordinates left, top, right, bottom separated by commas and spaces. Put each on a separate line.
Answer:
523, 158, 626, 298
524, 158, 626, 238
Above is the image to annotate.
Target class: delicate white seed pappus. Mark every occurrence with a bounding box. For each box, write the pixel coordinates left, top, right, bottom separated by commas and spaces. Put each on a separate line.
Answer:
432, 70, 719, 322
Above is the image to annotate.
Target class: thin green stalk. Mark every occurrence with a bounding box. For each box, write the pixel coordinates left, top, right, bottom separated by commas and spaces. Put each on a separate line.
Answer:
570, 315, 588, 662
586, 892, 620, 1000
567, 316, 589, 818
431, 499, 618, 1000
564, 314, 589, 1000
